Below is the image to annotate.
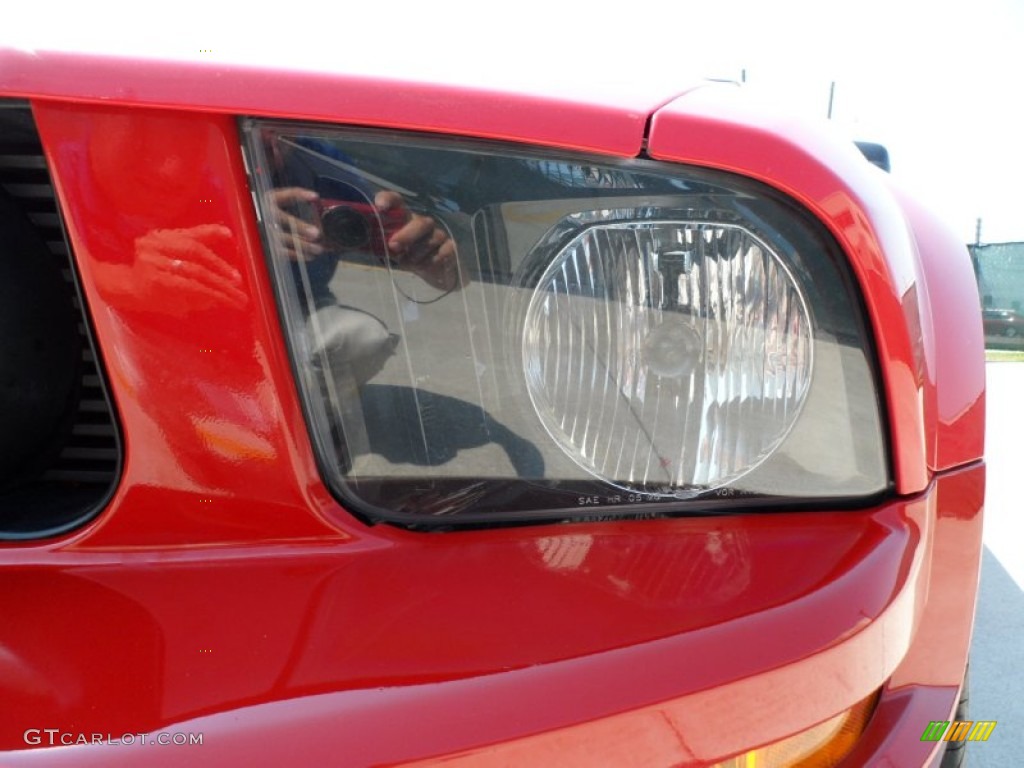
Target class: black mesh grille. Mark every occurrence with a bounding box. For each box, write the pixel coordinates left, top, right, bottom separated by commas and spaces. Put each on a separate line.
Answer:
0, 101, 120, 538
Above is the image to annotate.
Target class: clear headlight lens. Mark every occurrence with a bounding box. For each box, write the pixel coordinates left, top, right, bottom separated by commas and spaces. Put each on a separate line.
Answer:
243, 121, 887, 526
523, 220, 812, 496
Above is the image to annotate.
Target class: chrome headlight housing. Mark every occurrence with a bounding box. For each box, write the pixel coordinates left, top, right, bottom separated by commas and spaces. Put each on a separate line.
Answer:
243, 121, 888, 526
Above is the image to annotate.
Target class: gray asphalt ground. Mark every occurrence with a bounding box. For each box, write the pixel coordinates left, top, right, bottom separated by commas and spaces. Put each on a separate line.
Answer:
969, 361, 1023, 767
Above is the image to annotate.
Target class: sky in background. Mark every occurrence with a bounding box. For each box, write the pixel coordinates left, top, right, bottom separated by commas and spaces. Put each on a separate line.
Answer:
701, 0, 1024, 245
6, 0, 1023, 244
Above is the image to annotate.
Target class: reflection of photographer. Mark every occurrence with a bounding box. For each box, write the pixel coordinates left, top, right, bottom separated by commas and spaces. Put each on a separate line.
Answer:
272, 186, 462, 386
262, 135, 466, 398
268, 186, 461, 294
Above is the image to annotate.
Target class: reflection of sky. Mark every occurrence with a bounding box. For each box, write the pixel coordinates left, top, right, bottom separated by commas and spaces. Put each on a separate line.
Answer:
7, 0, 1021, 245
729, 0, 1024, 246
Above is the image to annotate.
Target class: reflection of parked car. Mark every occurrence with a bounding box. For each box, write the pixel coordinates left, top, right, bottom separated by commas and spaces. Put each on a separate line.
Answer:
1, 47, 986, 768
983, 308, 1022, 337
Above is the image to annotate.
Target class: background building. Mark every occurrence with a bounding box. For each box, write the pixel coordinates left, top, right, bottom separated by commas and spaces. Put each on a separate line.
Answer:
971, 242, 1024, 311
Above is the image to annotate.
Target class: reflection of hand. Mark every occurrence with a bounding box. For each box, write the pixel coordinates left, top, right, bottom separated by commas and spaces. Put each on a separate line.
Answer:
268, 187, 324, 260
92, 225, 246, 314
374, 191, 462, 292
132, 225, 248, 312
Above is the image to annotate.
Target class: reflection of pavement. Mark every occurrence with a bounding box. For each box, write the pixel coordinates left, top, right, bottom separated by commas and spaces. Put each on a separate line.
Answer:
983, 363, 1024, 585
332, 261, 591, 483
328, 260, 882, 495
971, 362, 1024, 767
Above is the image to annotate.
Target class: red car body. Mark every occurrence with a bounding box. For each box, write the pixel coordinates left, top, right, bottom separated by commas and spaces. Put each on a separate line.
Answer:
0, 50, 984, 766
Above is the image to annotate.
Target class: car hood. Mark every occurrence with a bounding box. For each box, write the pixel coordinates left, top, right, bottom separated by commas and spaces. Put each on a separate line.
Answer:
0, 47, 709, 157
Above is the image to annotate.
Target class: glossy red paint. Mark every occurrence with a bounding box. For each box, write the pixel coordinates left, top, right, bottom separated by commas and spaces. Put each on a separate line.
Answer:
0, 466, 983, 766
27, 101, 342, 550
890, 184, 986, 473
648, 85, 985, 482
0, 51, 985, 767
0, 49, 693, 158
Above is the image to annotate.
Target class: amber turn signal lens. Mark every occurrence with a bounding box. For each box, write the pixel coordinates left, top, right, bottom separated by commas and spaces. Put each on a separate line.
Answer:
712, 690, 879, 767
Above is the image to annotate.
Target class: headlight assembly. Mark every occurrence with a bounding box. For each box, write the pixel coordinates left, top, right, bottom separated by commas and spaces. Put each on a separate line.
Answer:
243, 121, 888, 526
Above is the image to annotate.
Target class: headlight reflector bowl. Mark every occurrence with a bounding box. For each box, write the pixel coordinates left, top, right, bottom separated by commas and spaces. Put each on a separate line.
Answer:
523, 220, 813, 496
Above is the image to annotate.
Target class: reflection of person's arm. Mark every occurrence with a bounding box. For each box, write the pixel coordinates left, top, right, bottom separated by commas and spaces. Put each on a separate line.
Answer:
91, 225, 247, 313
374, 191, 464, 292
268, 187, 324, 260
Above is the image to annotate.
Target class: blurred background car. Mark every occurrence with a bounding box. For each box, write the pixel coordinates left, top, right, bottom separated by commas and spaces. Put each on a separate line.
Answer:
983, 308, 1022, 338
